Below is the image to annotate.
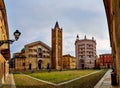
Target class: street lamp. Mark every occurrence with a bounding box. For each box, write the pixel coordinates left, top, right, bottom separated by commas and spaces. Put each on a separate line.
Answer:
13, 30, 21, 40
0, 30, 21, 46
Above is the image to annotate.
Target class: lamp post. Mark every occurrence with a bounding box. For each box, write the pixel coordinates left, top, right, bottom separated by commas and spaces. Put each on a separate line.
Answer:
0, 30, 21, 46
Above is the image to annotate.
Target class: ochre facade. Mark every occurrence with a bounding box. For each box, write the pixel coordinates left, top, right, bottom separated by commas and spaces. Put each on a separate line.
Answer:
0, 0, 10, 85
14, 41, 51, 70
14, 52, 26, 70
51, 22, 63, 70
63, 54, 76, 69
103, 0, 120, 85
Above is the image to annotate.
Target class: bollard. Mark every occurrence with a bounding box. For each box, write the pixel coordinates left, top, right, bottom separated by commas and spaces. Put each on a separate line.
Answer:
111, 69, 117, 85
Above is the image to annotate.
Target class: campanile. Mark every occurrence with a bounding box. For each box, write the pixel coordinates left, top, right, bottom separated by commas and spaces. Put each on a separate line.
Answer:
51, 21, 62, 70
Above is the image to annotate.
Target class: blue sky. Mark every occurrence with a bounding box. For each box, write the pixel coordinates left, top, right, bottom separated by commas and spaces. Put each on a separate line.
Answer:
4, 0, 111, 57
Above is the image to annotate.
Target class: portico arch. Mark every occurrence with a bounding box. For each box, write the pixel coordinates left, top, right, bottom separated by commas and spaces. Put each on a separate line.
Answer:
38, 60, 42, 69
103, 0, 120, 85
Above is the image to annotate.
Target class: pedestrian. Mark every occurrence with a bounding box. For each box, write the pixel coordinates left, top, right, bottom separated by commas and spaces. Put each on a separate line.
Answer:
47, 63, 51, 72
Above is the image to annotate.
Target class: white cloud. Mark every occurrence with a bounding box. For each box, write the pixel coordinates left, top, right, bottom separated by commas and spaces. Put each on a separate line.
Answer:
4, 0, 111, 57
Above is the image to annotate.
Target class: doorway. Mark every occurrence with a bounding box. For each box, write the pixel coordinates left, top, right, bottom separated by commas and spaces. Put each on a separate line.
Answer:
81, 64, 84, 69
107, 63, 110, 69
38, 60, 42, 69
29, 63, 32, 70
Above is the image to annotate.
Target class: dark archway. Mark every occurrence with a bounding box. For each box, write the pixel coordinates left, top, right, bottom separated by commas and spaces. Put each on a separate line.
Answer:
29, 63, 32, 70
107, 63, 110, 69
81, 64, 84, 69
38, 60, 42, 69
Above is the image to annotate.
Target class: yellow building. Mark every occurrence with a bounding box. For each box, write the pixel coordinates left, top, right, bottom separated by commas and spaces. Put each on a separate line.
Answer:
14, 41, 51, 70
0, 0, 10, 84
14, 52, 26, 71
63, 54, 76, 69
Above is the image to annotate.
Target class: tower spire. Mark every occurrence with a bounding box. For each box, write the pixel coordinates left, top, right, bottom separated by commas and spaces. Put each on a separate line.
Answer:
54, 21, 59, 28
76, 34, 79, 40
52, 21, 62, 70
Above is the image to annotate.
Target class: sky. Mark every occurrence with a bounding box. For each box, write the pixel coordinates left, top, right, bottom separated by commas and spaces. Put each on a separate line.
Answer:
4, 0, 111, 57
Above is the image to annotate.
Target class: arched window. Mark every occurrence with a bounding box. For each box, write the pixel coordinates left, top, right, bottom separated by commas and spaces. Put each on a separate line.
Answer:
37, 48, 42, 54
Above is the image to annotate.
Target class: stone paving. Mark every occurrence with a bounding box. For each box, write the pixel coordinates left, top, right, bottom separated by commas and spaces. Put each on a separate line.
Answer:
94, 69, 119, 88
1, 74, 16, 88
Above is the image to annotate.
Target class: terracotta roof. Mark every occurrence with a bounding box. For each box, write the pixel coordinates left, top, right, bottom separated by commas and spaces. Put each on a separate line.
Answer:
63, 54, 75, 58
99, 53, 112, 56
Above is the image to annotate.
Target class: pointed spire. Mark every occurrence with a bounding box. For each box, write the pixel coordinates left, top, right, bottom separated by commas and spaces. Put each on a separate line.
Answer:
76, 34, 79, 40
54, 21, 59, 28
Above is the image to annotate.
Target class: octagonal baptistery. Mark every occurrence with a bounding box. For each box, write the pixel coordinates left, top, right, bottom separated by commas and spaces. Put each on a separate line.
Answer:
75, 35, 96, 69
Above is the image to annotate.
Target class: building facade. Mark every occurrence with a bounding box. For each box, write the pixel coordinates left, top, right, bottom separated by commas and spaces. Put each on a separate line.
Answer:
103, 0, 120, 85
14, 41, 51, 70
62, 54, 76, 69
13, 52, 26, 70
94, 56, 100, 69
75, 35, 96, 69
99, 54, 112, 68
51, 22, 63, 70
0, 0, 10, 84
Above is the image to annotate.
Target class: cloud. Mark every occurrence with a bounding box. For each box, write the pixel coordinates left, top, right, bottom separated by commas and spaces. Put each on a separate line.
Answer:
4, 0, 111, 57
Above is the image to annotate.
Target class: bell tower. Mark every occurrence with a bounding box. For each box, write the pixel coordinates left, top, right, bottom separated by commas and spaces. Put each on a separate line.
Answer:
51, 21, 62, 70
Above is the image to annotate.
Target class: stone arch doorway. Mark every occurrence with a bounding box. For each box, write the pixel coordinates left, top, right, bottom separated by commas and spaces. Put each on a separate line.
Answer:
81, 64, 84, 69
38, 60, 42, 69
29, 63, 32, 70
80, 59, 84, 69
107, 63, 110, 69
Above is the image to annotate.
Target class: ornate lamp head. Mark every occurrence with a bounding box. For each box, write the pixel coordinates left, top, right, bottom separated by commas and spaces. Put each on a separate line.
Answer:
14, 30, 21, 41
